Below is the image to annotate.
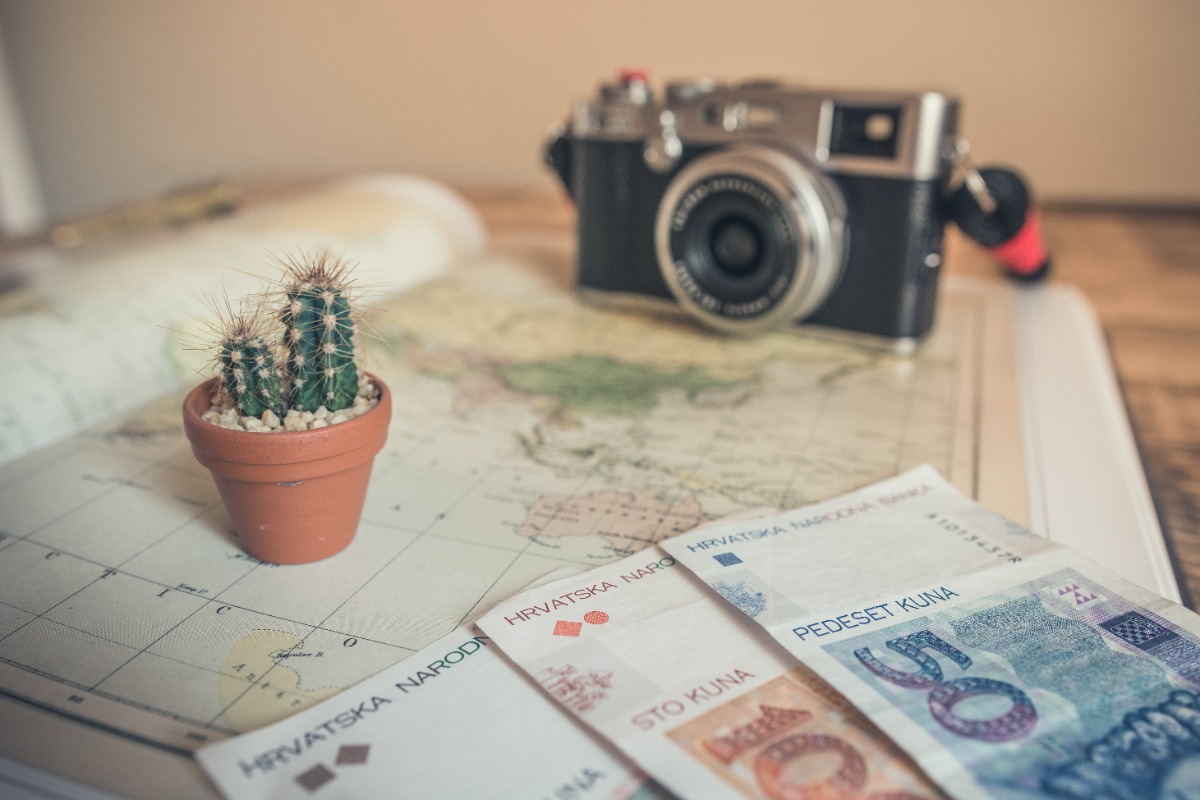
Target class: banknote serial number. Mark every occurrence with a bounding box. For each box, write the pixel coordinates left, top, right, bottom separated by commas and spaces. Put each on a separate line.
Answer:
926, 512, 1022, 563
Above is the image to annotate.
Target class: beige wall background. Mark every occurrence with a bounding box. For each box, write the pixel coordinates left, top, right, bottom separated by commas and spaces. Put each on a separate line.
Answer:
1, 0, 1198, 222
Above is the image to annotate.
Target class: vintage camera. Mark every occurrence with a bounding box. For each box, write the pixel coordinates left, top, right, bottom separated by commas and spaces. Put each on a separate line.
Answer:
546, 72, 962, 344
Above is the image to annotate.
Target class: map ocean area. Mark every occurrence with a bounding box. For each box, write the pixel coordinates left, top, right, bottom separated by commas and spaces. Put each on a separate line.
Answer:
1, 204, 1025, 797
662, 467, 1200, 800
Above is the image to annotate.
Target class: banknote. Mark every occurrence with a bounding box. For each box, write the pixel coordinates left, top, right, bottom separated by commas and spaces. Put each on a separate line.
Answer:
662, 465, 1200, 799
475, 547, 943, 800
197, 591, 664, 798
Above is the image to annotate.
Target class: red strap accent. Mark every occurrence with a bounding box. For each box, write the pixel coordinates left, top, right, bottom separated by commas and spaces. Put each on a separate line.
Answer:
989, 209, 1048, 276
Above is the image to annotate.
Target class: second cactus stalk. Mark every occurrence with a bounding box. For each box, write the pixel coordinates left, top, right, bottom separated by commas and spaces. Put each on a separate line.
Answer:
280, 255, 360, 412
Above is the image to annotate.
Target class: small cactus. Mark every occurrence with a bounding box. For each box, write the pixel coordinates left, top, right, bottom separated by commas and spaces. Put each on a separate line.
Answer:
278, 253, 361, 413
213, 306, 287, 419
193, 251, 368, 424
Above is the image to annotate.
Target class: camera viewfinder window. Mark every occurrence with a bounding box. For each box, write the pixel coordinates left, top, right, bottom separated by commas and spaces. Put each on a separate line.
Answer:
830, 105, 902, 159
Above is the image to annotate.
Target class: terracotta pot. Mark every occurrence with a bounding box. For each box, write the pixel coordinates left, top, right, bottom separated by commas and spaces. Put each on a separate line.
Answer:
182, 374, 391, 564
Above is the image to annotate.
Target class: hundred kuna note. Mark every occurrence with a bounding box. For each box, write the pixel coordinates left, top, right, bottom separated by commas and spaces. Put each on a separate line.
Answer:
663, 465, 1200, 800
477, 546, 945, 800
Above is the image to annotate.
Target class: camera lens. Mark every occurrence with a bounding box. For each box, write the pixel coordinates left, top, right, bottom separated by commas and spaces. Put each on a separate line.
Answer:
710, 217, 761, 275
655, 146, 846, 332
669, 176, 797, 311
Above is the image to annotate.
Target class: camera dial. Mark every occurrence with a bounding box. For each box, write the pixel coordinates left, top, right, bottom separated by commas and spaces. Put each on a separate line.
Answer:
654, 146, 847, 333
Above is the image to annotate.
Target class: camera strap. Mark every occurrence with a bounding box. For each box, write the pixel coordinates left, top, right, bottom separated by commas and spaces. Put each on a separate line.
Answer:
951, 161, 1052, 282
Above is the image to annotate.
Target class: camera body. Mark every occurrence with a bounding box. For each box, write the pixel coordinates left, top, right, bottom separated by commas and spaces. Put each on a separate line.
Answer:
546, 73, 961, 343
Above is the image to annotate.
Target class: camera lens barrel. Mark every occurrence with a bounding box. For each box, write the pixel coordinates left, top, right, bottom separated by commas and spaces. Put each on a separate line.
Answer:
654, 147, 846, 333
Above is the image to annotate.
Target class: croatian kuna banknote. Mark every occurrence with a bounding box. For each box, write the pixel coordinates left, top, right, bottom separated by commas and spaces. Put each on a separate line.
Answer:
662, 464, 1200, 800
476, 544, 944, 799
197, 570, 665, 800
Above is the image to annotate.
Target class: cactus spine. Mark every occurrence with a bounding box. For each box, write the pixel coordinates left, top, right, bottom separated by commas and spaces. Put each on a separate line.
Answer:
279, 254, 360, 413
216, 313, 287, 419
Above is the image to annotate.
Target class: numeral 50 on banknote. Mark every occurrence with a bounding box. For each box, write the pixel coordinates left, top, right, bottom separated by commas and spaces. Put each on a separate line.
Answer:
853, 629, 1037, 742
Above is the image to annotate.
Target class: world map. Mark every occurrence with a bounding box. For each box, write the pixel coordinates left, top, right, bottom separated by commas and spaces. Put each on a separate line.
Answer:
0, 253, 1023, 798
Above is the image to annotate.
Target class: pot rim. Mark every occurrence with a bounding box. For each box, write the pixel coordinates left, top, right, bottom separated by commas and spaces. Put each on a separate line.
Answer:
182, 372, 392, 469
183, 371, 390, 438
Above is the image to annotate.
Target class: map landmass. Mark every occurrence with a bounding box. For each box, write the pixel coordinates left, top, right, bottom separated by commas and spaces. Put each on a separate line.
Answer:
518, 488, 709, 557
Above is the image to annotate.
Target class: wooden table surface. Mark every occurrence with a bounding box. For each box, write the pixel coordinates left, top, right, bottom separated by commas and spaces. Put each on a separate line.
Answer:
465, 187, 1200, 607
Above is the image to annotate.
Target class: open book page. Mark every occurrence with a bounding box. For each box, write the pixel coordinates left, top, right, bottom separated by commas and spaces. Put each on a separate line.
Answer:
0, 173, 485, 465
